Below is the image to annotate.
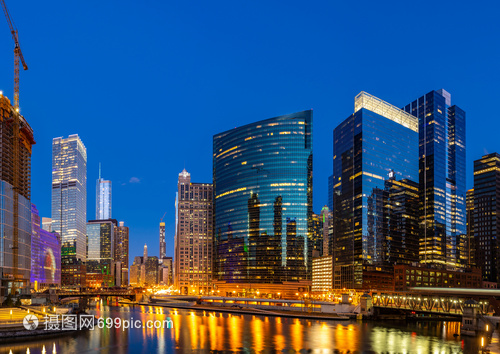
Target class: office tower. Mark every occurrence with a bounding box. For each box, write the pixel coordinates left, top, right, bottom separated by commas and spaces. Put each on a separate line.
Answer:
96, 164, 112, 220
115, 221, 129, 286
0, 93, 35, 296
333, 92, 418, 289
320, 206, 331, 256
312, 255, 333, 293
213, 110, 313, 293
174, 169, 213, 295
466, 189, 475, 267
159, 222, 166, 259
129, 256, 143, 287
140, 244, 148, 284
473, 153, 500, 283
377, 175, 420, 265
111, 262, 122, 287
42, 217, 52, 232
404, 89, 466, 269
311, 213, 323, 257
52, 135, 87, 264
328, 175, 334, 211
86, 219, 117, 287
61, 241, 86, 287
145, 256, 159, 285
31, 204, 61, 290
160, 257, 173, 286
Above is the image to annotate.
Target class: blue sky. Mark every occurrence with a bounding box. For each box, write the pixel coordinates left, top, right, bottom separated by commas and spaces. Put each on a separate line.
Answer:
0, 0, 499, 265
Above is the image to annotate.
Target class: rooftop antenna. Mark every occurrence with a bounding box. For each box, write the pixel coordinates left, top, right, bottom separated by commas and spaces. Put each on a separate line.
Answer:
99, 162, 101, 180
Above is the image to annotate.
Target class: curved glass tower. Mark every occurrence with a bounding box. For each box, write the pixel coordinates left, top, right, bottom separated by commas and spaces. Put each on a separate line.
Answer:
213, 110, 312, 284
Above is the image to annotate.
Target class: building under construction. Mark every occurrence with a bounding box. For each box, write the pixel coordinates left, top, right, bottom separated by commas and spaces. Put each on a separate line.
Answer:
0, 92, 35, 298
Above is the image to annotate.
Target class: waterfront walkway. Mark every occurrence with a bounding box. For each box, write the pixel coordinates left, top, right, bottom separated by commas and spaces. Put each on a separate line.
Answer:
151, 302, 351, 321
0, 308, 36, 327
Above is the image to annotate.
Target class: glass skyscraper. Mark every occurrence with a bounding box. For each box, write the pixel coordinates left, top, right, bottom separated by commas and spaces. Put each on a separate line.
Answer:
327, 174, 334, 211
403, 89, 466, 269
213, 110, 313, 285
333, 92, 419, 288
52, 135, 87, 262
473, 153, 500, 282
115, 221, 129, 286
86, 219, 117, 286
96, 164, 112, 220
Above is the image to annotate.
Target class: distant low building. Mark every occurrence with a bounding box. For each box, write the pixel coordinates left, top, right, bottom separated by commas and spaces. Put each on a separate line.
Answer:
394, 264, 482, 291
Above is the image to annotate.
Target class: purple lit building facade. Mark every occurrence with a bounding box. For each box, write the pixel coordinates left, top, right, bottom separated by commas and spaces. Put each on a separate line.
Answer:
31, 204, 61, 289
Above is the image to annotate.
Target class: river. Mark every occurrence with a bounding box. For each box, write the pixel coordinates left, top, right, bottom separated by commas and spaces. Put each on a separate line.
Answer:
0, 304, 488, 353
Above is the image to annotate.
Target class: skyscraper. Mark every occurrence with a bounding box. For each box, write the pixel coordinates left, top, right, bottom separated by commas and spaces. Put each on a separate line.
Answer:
466, 189, 475, 267
403, 89, 466, 269
31, 204, 61, 290
213, 110, 313, 295
86, 219, 117, 287
0, 93, 35, 296
160, 257, 173, 286
327, 175, 334, 211
42, 217, 52, 232
52, 135, 87, 262
333, 92, 419, 289
115, 221, 129, 286
473, 153, 500, 282
320, 206, 331, 257
145, 256, 159, 286
159, 222, 166, 259
96, 164, 112, 220
174, 169, 213, 295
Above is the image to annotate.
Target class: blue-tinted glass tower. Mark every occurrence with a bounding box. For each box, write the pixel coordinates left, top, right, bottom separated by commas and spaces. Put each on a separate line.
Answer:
403, 89, 466, 269
213, 110, 313, 284
333, 92, 419, 288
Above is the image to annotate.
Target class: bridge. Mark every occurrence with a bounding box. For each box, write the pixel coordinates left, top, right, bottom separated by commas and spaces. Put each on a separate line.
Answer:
55, 290, 140, 302
371, 287, 500, 317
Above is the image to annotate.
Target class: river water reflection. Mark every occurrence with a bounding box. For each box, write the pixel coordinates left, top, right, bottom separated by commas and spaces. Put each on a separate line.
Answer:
0, 304, 486, 353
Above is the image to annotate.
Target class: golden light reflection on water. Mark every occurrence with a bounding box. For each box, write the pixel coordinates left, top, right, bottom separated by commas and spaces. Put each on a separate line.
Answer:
229, 315, 241, 351
0, 305, 474, 353
252, 316, 264, 351
292, 319, 304, 350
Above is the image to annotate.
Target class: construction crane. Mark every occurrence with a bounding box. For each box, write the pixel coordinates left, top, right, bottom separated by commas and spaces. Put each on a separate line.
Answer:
1, 0, 28, 110
160, 211, 167, 223
1, 0, 28, 295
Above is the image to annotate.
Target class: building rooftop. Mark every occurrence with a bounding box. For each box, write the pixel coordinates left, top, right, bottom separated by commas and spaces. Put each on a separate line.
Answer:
354, 91, 418, 132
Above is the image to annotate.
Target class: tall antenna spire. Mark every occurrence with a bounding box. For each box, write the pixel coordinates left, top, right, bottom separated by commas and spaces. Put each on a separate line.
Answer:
99, 162, 101, 180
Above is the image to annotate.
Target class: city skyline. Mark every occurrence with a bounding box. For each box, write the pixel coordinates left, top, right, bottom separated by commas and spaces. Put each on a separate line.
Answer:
1, 1, 499, 263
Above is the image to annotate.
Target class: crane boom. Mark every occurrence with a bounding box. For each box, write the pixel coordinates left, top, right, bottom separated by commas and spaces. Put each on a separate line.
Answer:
1, 0, 28, 109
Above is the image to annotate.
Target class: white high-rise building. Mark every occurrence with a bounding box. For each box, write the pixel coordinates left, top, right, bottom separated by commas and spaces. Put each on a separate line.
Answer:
51, 134, 87, 261
174, 169, 213, 295
96, 164, 112, 220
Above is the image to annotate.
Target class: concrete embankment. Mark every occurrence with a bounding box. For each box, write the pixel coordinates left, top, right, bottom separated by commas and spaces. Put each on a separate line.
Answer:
150, 302, 351, 321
